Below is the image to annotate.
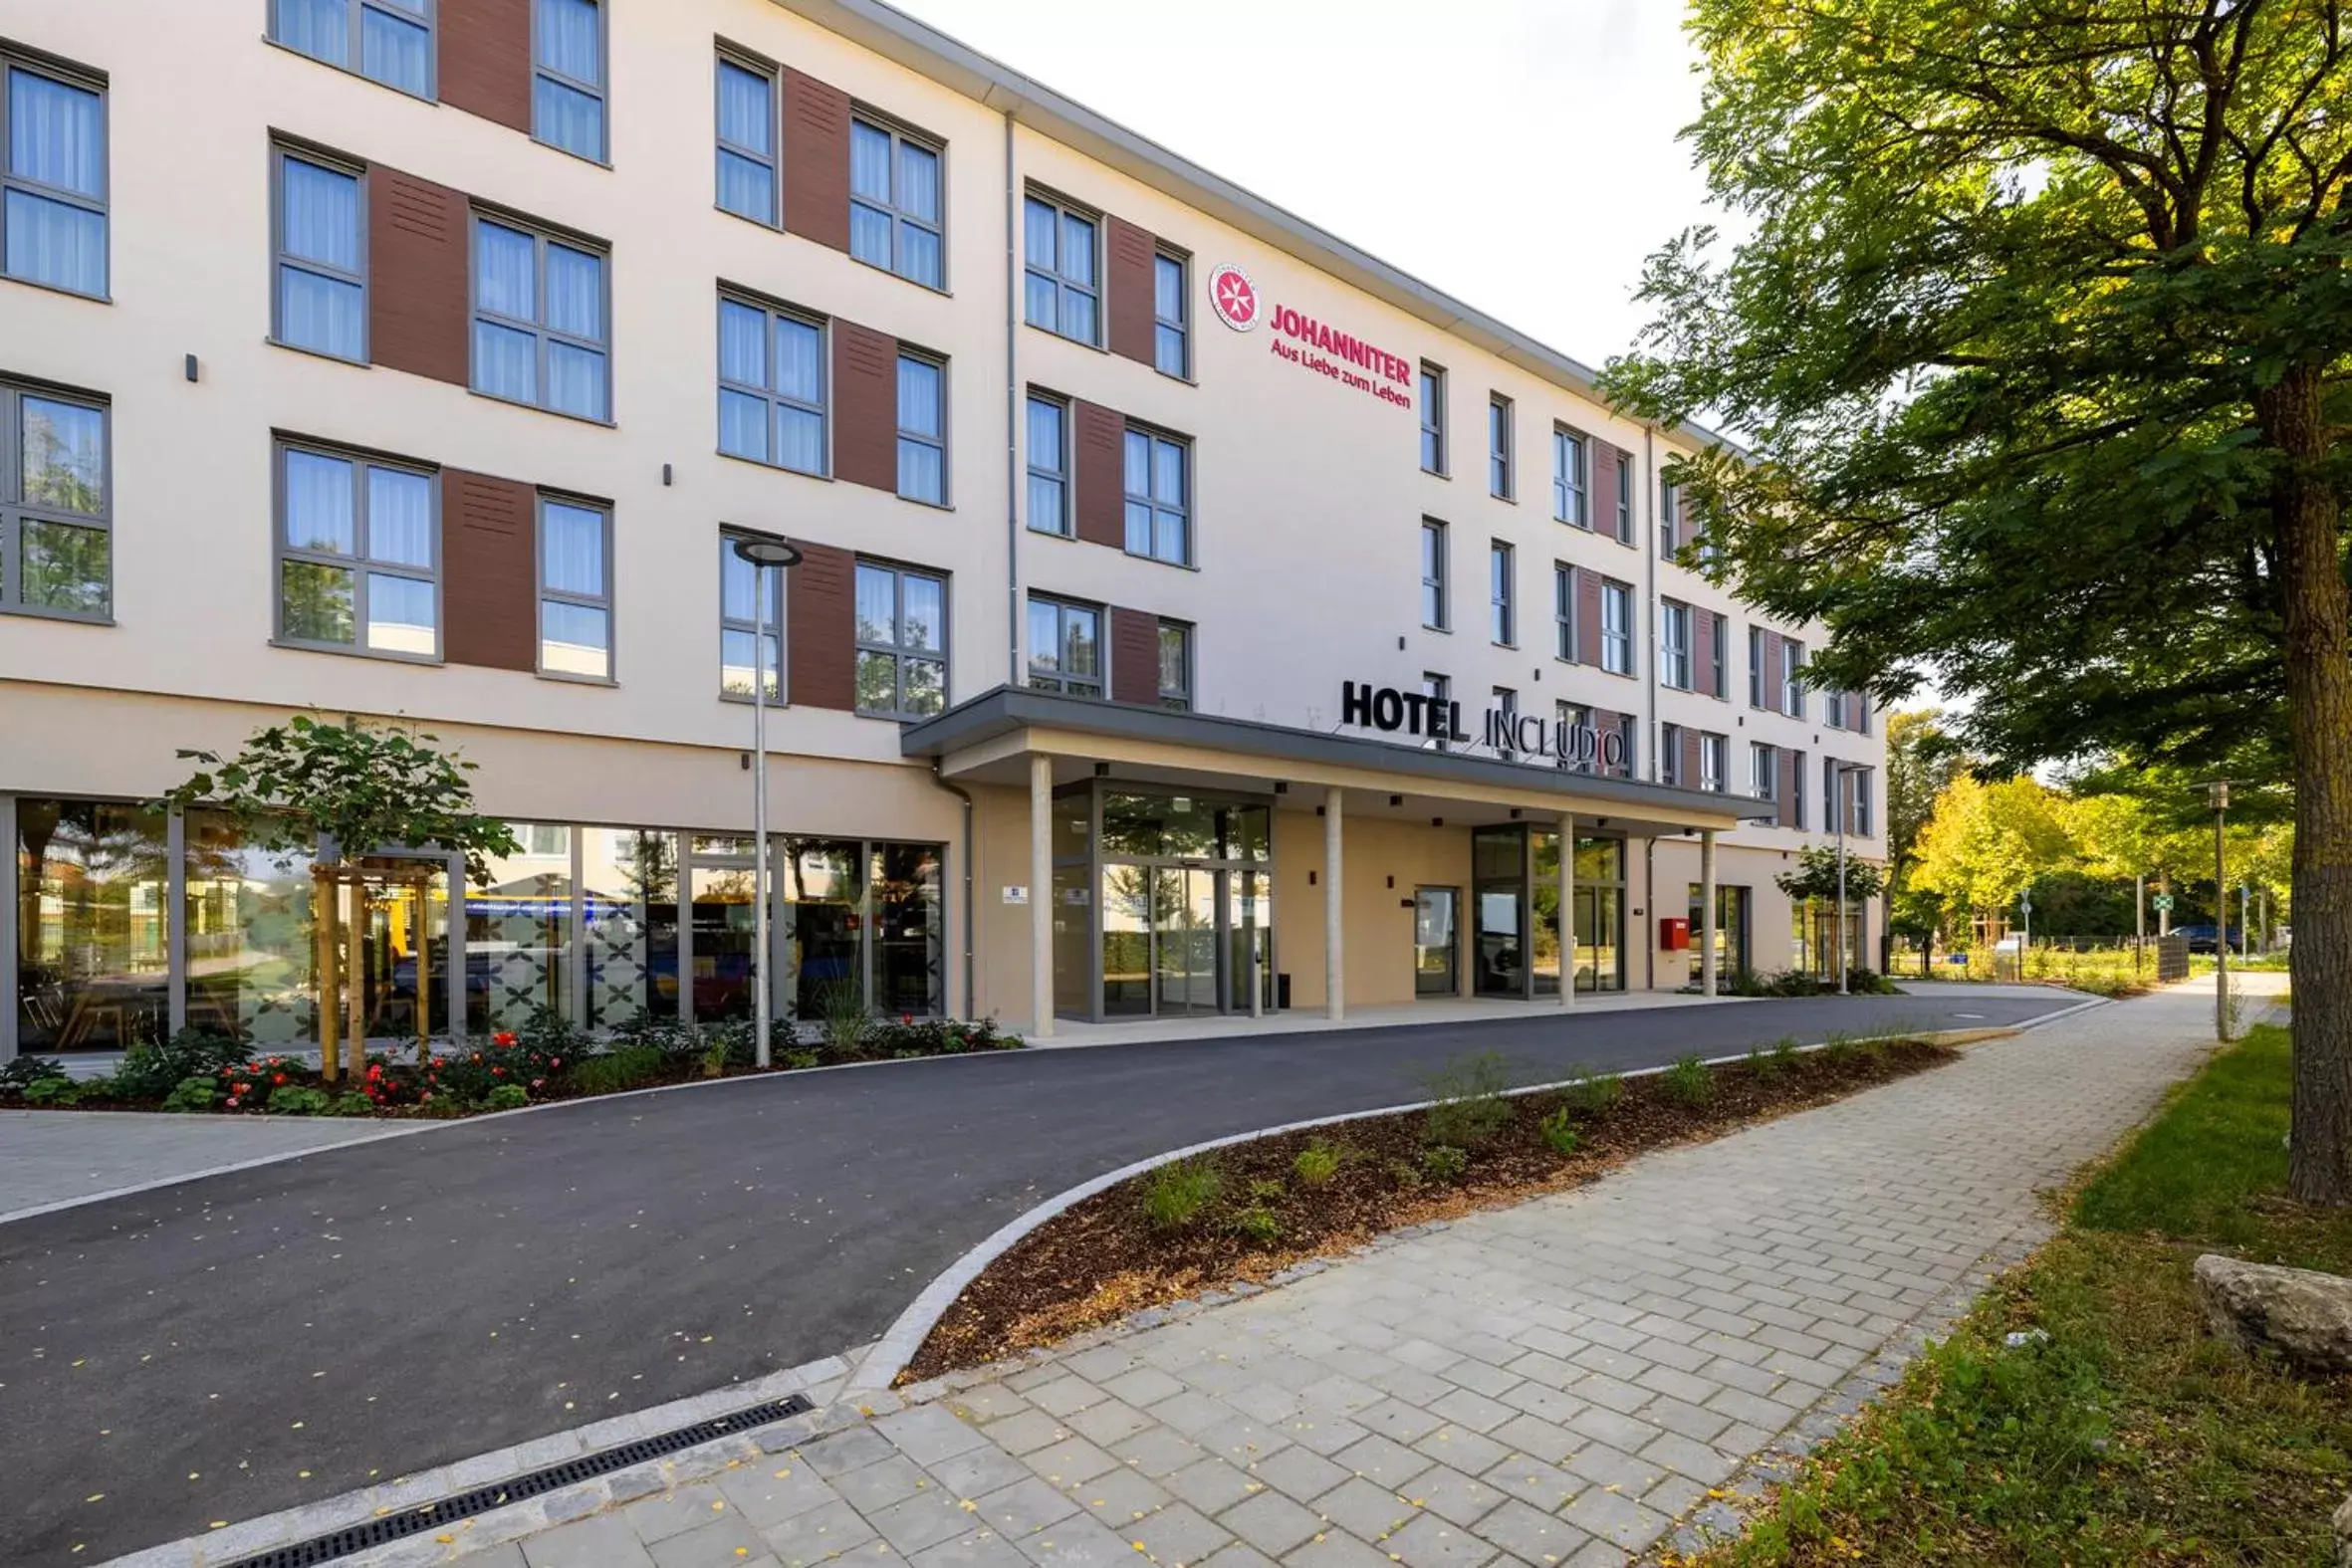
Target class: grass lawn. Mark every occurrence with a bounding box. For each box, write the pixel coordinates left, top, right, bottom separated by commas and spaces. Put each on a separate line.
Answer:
1695, 1024, 2352, 1566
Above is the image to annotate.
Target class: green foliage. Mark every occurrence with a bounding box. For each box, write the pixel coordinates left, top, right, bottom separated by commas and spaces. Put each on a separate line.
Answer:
481, 1083, 530, 1111
782, 1047, 822, 1071
1773, 844, 1887, 905
1141, 1158, 1223, 1231
327, 1092, 375, 1116
161, 1074, 223, 1113
1420, 1144, 1469, 1184
1537, 1107, 1581, 1156
0, 1054, 68, 1096
1384, 1158, 1424, 1191
113, 1028, 253, 1100
817, 980, 869, 1056
571, 1044, 665, 1095
1422, 1052, 1513, 1149
152, 713, 521, 884
23, 1076, 79, 1106
1562, 1065, 1624, 1115
1662, 1054, 1714, 1106
859, 1015, 1024, 1059
1228, 1205, 1283, 1245
266, 1084, 334, 1115
1910, 776, 2078, 923
1246, 1178, 1286, 1205
701, 1034, 733, 1079
1293, 1141, 1343, 1187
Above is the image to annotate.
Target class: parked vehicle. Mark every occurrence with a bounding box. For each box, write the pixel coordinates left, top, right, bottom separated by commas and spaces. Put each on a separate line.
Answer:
2170, 924, 2243, 955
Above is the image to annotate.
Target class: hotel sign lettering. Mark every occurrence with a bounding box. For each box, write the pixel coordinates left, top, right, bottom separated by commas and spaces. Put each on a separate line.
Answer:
1340, 681, 1628, 770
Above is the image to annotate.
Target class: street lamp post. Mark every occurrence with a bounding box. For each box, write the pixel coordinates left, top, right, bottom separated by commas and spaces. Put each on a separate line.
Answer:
2208, 780, 2231, 1042
1830, 762, 1859, 996
732, 535, 802, 1069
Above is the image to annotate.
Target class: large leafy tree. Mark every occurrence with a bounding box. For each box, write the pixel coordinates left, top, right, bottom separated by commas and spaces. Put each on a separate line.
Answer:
1606, 1, 2352, 1202
1911, 775, 2078, 920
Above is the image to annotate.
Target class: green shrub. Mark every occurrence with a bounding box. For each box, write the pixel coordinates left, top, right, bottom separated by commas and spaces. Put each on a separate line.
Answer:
112, 1027, 253, 1100
701, 1034, 733, 1079
266, 1084, 334, 1115
1773, 1037, 1802, 1073
1229, 1205, 1283, 1245
328, 1091, 374, 1116
782, 1047, 822, 1070
1421, 1144, 1469, 1183
1385, 1158, 1424, 1190
861, 1015, 1023, 1057
1538, 1107, 1580, 1155
1247, 1177, 1287, 1205
23, 1075, 79, 1106
162, 1074, 223, 1113
481, 1082, 530, 1111
0, 1054, 67, 1096
1662, 1054, 1714, 1105
571, 1044, 664, 1095
1822, 1029, 1860, 1063
1293, 1141, 1343, 1187
1142, 1158, 1223, 1230
611, 1012, 705, 1063
1423, 1052, 1513, 1149
1562, 1065, 1624, 1115
817, 980, 869, 1057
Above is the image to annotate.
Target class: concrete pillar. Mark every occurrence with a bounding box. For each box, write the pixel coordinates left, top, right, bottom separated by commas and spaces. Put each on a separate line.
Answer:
1700, 829, 1719, 998
1323, 786, 1344, 1021
1030, 755, 1055, 1038
1557, 812, 1575, 1008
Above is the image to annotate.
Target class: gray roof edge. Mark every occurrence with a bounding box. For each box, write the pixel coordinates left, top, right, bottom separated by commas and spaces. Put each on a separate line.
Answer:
771, 0, 1747, 461
899, 686, 1747, 823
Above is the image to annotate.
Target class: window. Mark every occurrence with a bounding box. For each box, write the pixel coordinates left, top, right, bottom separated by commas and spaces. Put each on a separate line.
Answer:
1707, 611, 1726, 697
272, 147, 364, 361
533, 0, 605, 161
1853, 769, 1874, 835
1489, 541, 1514, 645
1660, 599, 1692, 689
897, 352, 946, 504
1552, 563, 1574, 660
270, 0, 431, 97
1701, 733, 1727, 792
1660, 722, 1683, 785
2, 380, 108, 618
1026, 393, 1068, 537
1614, 452, 1634, 544
1824, 688, 1844, 730
1823, 757, 1841, 833
719, 294, 825, 474
276, 440, 436, 656
1157, 621, 1192, 711
1423, 672, 1451, 752
1853, 696, 1871, 737
1552, 428, 1586, 527
1420, 519, 1447, 629
538, 496, 609, 679
719, 533, 781, 699
1494, 686, 1519, 758
1027, 596, 1101, 697
1790, 749, 1807, 829
1748, 624, 1765, 708
2, 54, 107, 298
1612, 714, 1637, 779
850, 117, 944, 288
1557, 701, 1592, 774
1154, 252, 1188, 377
1023, 193, 1097, 344
715, 53, 777, 225
1601, 578, 1633, 675
854, 560, 947, 718
1122, 426, 1189, 564
1750, 742, 1777, 801
1781, 637, 1806, 718
1419, 362, 1446, 474
474, 215, 608, 420
1659, 480, 1680, 558
1489, 395, 1514, 499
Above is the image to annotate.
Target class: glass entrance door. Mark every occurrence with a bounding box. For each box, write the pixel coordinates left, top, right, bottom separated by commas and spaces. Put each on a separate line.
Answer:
1152, 867, 1222, 1015
1415, 887, 1459, 997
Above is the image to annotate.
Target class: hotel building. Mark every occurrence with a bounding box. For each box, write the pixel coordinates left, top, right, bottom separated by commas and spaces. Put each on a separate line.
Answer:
0, 0, 1883, 1057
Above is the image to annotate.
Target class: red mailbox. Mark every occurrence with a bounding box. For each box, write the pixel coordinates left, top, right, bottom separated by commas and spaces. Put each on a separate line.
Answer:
1658, 916, 1692, 952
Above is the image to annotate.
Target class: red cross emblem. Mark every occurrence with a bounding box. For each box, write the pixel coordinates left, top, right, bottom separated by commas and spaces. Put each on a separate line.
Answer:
1209, 264, 1260, 333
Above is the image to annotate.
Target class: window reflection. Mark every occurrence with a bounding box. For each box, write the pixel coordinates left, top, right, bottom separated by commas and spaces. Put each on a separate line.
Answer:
15, 798, 168, 1050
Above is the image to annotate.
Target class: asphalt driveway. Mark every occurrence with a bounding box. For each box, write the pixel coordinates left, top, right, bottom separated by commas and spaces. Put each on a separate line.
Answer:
0, 989, 2080, 1563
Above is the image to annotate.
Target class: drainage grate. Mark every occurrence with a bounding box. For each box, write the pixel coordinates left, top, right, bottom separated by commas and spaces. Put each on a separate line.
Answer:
226, 1393, 815, 1568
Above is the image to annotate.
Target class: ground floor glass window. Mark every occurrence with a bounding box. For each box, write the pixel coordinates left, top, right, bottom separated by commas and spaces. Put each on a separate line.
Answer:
14, 798, 169, 1050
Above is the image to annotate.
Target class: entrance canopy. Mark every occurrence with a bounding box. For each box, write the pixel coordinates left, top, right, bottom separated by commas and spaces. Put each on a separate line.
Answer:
901, 686, 1748, 838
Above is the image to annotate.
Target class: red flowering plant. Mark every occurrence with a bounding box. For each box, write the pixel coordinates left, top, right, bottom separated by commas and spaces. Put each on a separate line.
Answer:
215, 1052, 325, 1113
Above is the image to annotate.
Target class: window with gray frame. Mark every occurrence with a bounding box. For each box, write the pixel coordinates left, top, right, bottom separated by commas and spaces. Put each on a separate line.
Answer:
718, 293, 825, 475
1601, 577, 1633, 674
1423, 671, 1451, 752
1552, 562, 1574, 660
273, 145, 365, 361
2, 52, 108, 299
1490, 540, 1514, 645
897, 352, 946, 504
1557, 701, 1592, 773
1027, 595, 1101, 696
1707, 609, 1726, 695
1122, 424, 1188, 564
1421, 518, 1447, 629
854, 560, 947, 718
718, 532, 782, 699
276, 439, 436, 657
1614, 451, 1634, 542
533, 0, 604, 161
1660, 598, 1693, 688
1748, 623, 1765, 707
1552, 427, 1586, 526
1490, 395, 1514, 499
1702, 732, 1728, 791
715, 51, 777, 225
1494, 685, 1519, 756
1782, 636, 1806, 717
1026, 392, 1068, 536
850, 116, 943, 288
1751, 741, 1777, 800
1660, 722, 1684, 784
474, 214, 608, 420
1659, 479, 1680, 557
2, 378, 109, 619
538, 495, 609, 679
1158, 621, 1192, 710
1419, 362, 1446, 473
1154, 252, 1188, 377
270, 0, 432, 98
1023, 192, 1097, 343
1823, 756, 1841, 832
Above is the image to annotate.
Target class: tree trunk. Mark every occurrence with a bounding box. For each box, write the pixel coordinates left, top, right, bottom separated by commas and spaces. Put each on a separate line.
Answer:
2263, 365, 2352, 1207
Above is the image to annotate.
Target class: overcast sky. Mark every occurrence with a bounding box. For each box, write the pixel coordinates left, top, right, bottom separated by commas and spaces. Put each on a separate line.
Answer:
889, 0, 1719, 373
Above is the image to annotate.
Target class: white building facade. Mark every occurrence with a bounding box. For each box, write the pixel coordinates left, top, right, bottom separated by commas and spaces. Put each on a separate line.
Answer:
0, 0, 1883, 1055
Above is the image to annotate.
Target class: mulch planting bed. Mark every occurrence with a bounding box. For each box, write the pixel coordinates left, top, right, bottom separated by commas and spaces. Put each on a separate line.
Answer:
902, 1038, 1960, 1383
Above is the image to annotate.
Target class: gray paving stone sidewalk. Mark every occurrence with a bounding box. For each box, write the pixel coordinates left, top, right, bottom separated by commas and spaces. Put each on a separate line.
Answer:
0, 1108, 410, 1220
353, 987, 2234, 1568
